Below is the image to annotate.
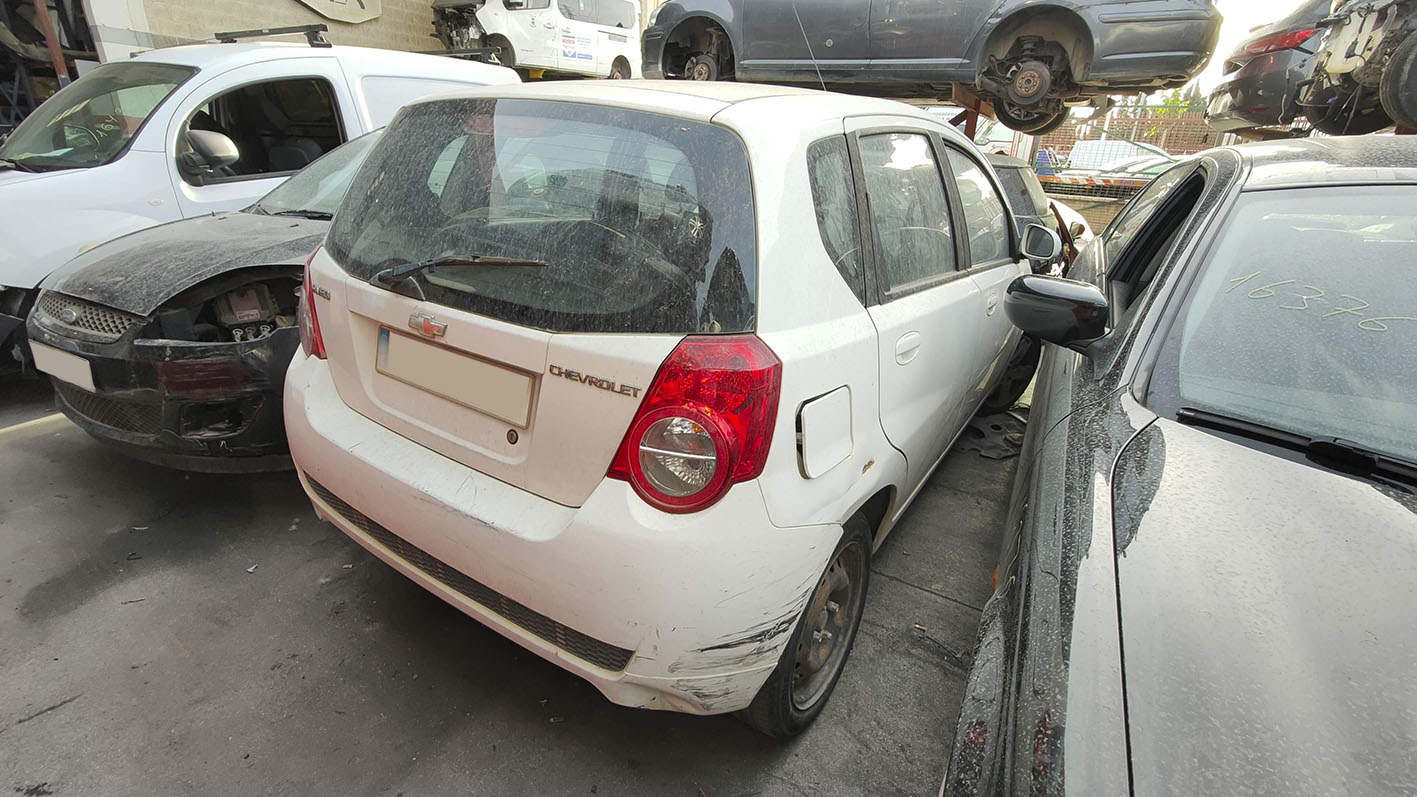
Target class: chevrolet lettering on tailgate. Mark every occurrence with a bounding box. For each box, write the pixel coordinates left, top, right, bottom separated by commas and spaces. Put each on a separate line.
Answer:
548, 364, 642, 398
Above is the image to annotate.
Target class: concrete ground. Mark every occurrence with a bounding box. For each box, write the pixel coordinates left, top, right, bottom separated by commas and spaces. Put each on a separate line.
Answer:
0, 377, 1013, 797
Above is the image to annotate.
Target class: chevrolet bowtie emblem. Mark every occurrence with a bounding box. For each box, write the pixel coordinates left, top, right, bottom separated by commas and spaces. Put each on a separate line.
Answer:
408, 312, 447, 339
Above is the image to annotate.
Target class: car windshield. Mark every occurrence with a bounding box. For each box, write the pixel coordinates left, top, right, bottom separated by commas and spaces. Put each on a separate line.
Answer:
250, 130, 383, 218
0, 61, 196, 171
1146, 185, 1417, 463
328, 97, 758, 334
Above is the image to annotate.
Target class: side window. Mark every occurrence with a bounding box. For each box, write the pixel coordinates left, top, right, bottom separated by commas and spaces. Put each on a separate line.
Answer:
1103, 164, 1194, 263
595, 0, 636, 27
1108, 171, 1206, 314
807, 136, 866, 304
181, 77, 342, 183
507, 0, 551, 7
945, 149, 1010, 265
858, 132, 957, 295
559, 0, 596, 21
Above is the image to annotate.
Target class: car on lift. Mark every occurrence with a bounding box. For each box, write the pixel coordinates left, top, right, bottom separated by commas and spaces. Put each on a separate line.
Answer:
433, 0, 642, 79
946, 136, 1417, 794
1205, 0, 1331, 137
286, 80, 1061, 737
0, 36, 517, 377
25, 131, 380, 472
641, 0, 1221, 133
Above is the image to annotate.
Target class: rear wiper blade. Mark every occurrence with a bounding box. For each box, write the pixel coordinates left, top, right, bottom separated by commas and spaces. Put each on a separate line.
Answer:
371, 255, 549, 288
270, 209, 333, 220
1177, 406, 1417, 490
0, 158, 38, 173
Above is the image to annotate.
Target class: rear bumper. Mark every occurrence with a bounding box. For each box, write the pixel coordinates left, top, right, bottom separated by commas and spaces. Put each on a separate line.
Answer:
1205, 50, 1311, 131
284, 353, 841, 715
26, 315, 295, 470
1082, 1, 1222, 86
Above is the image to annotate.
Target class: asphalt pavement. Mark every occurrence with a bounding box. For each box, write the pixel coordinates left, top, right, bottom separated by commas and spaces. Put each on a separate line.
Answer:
0, 377, 1013, 796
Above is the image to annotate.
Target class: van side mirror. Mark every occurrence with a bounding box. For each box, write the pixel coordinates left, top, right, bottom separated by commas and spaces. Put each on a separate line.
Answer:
1020, 223, 1062, 262
180, 129, 239, 181
1004, 274, 1108, 354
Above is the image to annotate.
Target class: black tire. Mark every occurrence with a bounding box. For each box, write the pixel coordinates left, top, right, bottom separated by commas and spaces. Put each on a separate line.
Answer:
994, 101, 1068, 135
741, 514, 871, 738
487, 35, 515, 69
1308, 86, 1393, 135
687, 54, 720, 81
1380, 33, 1417, 130
979, 335, 1039, 415
609, 58, 631, 79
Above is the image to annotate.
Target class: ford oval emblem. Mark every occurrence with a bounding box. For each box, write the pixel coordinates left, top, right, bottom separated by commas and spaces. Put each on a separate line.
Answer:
59, 307, 79, 324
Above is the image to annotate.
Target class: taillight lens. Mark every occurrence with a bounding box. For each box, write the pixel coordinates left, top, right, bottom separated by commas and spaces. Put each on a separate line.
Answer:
608, 335, 782, 513
298, 247, 326, 360
1244, 28, 1317, 56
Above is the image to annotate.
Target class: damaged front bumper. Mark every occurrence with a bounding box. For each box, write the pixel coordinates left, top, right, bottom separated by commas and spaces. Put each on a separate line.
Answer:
286, 352, 843, 714
27, 308, 297, 472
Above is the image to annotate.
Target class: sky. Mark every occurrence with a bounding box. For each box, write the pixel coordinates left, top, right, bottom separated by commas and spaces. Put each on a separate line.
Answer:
1192, 0, 1319, 92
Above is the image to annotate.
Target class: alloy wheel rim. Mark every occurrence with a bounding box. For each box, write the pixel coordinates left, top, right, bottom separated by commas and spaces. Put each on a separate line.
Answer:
791, 541, 865, 710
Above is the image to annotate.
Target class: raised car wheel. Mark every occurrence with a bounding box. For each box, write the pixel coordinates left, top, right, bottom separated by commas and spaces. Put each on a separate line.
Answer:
740, 515, 871, 739
687, 54, 720, 81
609, 58, 631, 79
1379, 33, 1417, 130
994, 102, 1069, 135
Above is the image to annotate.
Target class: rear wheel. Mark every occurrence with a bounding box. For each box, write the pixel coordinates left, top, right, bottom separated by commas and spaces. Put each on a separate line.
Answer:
687, 54, 720, 81
487, 35, 515, 69
1379, 33, 1417, 130
741, 515, 871, 738
609, 58, 631, 80
994, 101, 1068, 135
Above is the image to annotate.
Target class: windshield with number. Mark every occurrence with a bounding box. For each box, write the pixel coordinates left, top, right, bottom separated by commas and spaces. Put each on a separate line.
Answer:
328, 98, 757, 334
1146, 186, 1417, 463
250, 130, 383, 219
0, 62, 196, 172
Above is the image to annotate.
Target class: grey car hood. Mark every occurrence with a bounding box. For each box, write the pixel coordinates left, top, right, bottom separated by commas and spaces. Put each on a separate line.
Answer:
43, 211, 328, 316
1114, 418, 1417, 795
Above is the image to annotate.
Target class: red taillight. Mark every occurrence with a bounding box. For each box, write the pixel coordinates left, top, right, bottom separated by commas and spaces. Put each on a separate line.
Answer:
298, 247, 326, 360
1244, 28, 1317, 56
608, 335, 782, 514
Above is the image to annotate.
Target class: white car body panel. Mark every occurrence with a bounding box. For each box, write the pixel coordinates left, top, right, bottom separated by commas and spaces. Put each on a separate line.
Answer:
287, 81, 1030, 714
0, 43, 517, 293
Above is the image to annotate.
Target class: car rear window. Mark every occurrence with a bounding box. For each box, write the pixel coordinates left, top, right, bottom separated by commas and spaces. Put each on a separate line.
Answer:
327, 98, 757, 334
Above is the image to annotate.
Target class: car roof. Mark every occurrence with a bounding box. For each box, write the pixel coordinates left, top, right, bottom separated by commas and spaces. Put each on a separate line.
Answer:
1234, 136, 1417, 190
130, 41, 515, 80
402, 80, 967, 141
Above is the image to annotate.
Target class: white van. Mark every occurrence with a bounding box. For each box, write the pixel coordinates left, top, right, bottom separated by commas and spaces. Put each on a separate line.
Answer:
433, 0, 642, 79
0, 40, 517, 370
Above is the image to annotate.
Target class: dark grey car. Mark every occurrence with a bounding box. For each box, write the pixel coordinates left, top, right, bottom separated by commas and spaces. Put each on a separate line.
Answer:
642, 0, 1221, 133
945, 137, 1417, 794
1205, 0, 1330, 135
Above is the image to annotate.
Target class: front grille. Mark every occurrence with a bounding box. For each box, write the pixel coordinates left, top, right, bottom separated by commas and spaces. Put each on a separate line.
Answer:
55, 381, 164, 435
38, 291, 143, 342
307, 477, 634, 672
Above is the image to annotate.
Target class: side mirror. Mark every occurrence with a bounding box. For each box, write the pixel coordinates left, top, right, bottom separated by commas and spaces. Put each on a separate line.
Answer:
180, 129, 239, 179
1004, 274, 1109, 354
1020, 223, 1062, 262
1069, 221, 1087, 239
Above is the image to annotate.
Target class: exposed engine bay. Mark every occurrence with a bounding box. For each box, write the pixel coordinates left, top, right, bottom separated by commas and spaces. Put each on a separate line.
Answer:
143, 268, 300, 345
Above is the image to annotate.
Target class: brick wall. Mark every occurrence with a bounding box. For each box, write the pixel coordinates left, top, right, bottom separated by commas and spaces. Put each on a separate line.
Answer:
1037, 107, 1241, 159
137, 0, 440, 51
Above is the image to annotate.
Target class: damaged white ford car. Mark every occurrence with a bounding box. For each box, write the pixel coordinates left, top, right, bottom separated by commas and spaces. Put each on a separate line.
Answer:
286, 81, 1059, 736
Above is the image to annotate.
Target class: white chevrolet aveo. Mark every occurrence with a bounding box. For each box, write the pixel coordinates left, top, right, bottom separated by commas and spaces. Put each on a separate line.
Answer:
286, 81, 1059, 736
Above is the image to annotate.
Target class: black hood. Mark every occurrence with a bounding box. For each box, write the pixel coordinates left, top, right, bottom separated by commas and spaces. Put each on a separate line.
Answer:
1114, 418, 1417, 794
43, 211, 327, 316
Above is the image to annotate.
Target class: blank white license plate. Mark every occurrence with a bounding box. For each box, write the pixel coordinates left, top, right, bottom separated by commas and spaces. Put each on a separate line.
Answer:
30, 341, 96, 392
375, 327, 534, 428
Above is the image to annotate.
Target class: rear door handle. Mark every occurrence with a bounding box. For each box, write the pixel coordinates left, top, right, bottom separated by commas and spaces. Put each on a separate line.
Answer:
895, 332, 922, 364
986, 294, 1000, 316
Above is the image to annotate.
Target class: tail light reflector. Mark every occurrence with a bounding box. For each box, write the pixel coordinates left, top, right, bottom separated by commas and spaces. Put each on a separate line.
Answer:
608, 336, 782, 513
1244, 28, 1317, 56
298, 247, 326, 360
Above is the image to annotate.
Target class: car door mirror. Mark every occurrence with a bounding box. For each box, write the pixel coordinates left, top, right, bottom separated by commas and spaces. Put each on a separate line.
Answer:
1069, 221, 1087, 239
180, 129, 240, 181
1004, 274, 1108, 354
1020, 223, 1062, 262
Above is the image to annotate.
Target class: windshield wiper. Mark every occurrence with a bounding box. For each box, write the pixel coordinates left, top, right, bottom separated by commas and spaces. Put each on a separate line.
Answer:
0, 158, 38, 173
269, 209, 333, 220
371, 255, 549, 289
1177, 406, 1417, 492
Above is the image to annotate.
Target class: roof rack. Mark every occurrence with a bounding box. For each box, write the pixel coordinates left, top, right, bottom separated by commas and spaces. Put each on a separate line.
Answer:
214, 24, 331, 48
